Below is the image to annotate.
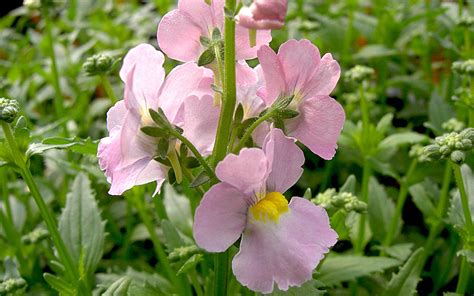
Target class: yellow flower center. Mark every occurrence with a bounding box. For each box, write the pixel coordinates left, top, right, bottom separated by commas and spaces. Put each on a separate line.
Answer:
250, 192, 289, 223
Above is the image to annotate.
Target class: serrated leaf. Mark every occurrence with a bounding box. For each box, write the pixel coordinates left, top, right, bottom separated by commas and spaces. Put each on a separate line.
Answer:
383, 248, 425, 296
176, 254, 203, 276
376, 113, 394, 134
368, 177, 398, 241
318, 255, 400, 286
59, 173, 105, 277
140, 126, 168, 138
43, 273, 75, 295
197, 48, 215, 66
26, 137, 98, 158
103, 276, 132, 296
378, 132, 427, 151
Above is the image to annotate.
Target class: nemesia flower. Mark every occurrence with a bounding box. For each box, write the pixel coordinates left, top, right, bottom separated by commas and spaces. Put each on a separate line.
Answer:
98, 44, 213, 195
237, 0, 288, 30
157, 0, 272, 63
258, 39, 346, 160
193, 129, 338, 293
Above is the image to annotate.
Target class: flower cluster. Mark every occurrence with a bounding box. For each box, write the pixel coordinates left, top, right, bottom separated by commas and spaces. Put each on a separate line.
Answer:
423, 128, 474, 164
98, 0, 346, 293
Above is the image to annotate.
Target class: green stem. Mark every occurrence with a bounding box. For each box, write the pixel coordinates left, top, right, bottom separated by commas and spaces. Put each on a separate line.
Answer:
170, 130, 216, 180
456, 257, 470, 294
359, 86, 370, 136
44, 12, 65, 118
101, 76, 118, 104
383, 159, 418, 250
452, 162, 473, 233
232, 110, 275, 153
190, 270, 204, 296
212, 0, 237, 167
214, 251, 230, 296
355, 160, 371, 254
1, 122, 78, 282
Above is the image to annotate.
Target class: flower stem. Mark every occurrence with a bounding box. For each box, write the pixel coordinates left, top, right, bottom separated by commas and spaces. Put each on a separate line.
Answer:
451, 162, 473, 233
355, 159, 371, 254
101, 76, 118, 104
212, 0, 237, 167
214, 251, 230, 296
1, 122, 78, 282
232, 109, 275, 153
382, 159, 418, 251
456, 257, 470, 294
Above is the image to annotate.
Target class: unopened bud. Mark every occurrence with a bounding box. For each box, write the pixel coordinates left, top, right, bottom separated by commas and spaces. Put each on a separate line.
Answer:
423, 144, 442, 160
83, 54, 115, 76
344, 65, 375, 83
21, 228, 49, 245
0, 98, 20, 123
460, 128, 474, 142
0, 278, 27, 294
169, 245, 200, 262
442, 118, 465, 132
450, 150, 466, 165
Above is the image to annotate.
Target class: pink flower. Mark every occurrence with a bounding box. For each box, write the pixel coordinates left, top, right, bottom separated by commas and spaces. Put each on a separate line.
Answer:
258, 39, 346, 160
157, 0, 272, 63
193, 129, 338, 293
237, 0, 288, 30
98, 44, 213, 195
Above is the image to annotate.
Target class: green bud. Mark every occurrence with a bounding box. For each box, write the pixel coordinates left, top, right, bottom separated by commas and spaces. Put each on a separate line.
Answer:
83, 54, 115, 76
331, 194, 347, 208
0, 278, 27, 294
169, 245, 200, 262
312, 189, 337, 209
457, 15, 474, 28
350, 200, 368, 213
460, 128, 474, 142
451, 150, 466, 165
442, 118, 465, 133
344, 65, 375, 83
21, 228, 49, 245
423, 144, 442, 160
0, 98, 20, 123
452, 60, 474, 76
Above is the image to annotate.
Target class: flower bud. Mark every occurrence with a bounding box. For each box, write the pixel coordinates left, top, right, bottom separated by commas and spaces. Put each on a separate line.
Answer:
344, 65, 375, 84
0, 98, 20, 123
450, 150, 466, 165
460, 128, 474, 143
83, 54, 115, 76
21, 228, 49, 245
0, 278, 27, 294
348, 200, 368, 214
442, 118, 465, 133
312, 189, 337, 209
423, 144, 442, 160
169, 245, 200, 262
236, 0, 288, 30
452, 59, 474, 76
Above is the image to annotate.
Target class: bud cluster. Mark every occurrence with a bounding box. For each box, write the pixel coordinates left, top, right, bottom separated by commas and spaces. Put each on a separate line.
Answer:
83, 54, 115, 76
409, 144, 429, 163
442, 118, 466, 133
21, 228, 49, 245
423, 128, 474, 164
312, 189, 367, 214
452, 60, 474, 77
0, 278, 27, 295
344, 65, 375, 84
0, 98, 20, 123
168, 245, 201, 262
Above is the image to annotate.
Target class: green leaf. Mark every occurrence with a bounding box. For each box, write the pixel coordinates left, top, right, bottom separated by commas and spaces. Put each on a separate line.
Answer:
268, 281, 325, 295
318, 255, 400, 286
330, 210, 349, 239
26, 137, 98, 158
409, 183, 437, 220
191, 171, 211, 187
428, 91, 455, 133
140, 126, 168, 138
448, 164, 474, 231
176, 254, 204, 276
383, 248, 425, 296
378, 132, 427, 151
376, 113, 394, 134
102, 276, 132, 296
340, 175, 357, 194
354, 44, 398, 60
197, 48, 215, 66
163, 184, 192, 235
457, 249, 474, 264
376, 243, 414, 261
368, 177, 398, 241
161, 220, 185, 250
59, 173, 105, 277
43, 273, 75, 295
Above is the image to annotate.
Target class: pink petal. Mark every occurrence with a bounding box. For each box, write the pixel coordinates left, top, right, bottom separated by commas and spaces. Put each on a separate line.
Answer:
277, 39, 321, 97
289, 95, 345, 160
263, 129, 304, 193
236, 61, 258, 86
257, 45, 287, 105
107, 158, 150, 196
183, 94, 220, 156
178, 0, 225, 31
106, 100, 127, 132
193, 183, 249, 252
119, 44, 165, 110
304, 53, 341, 97
235, 24, 272, 60
157, 9, 204, 62
215, 148, 269, 195
236, 0, 287, 30
98, 127, 122, 183
159, 62, 213, 124
232, 197, 338, 293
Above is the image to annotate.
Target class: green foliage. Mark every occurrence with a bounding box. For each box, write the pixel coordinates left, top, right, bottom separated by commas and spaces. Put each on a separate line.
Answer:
383, 248, 425, 296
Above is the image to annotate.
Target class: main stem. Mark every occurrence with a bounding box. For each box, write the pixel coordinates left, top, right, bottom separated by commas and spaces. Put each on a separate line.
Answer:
212, 1, 236, 295
1, 122, 78, 282
452, 163, 473, 233
355, 160, 371, 254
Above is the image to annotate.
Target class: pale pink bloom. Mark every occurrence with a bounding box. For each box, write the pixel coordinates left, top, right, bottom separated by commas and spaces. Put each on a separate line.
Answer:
237, 0, 288, 30
258, 39, 345, 160
98, 44, 213, 195
193, 129, 337, 293
157, 0, 272, 63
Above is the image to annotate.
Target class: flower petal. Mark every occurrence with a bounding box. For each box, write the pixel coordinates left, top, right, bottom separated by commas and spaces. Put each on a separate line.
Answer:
178, 0, 225, 31
215, 148, 269, 195
263, 128, 304, 193
183, 94, 220, 156
157, 9, 203, 62
232, 197, 337, 293
106, 100, 127, 132
257, 45, 287, 105
193, 183, 249, 252
237, 0, 287, 30
120, 44, 165, 110
304, 53, 341, 97
289, 95, 345, 160
235, 25, 272, 61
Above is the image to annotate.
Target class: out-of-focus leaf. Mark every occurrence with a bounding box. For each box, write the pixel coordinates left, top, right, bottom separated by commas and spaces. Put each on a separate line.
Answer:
409, 183, 437, 219
383, 248, 425, 296
354, 44, 398, 60
318, 255, 400, 286
340, 175, 356, 194
102, 276, 132, 296
43, 273, 75, 296
163, 184, 192, 235
59, 173, 105, 277
268, 280, 325, 295
161, 219, 185, 250
428, 92, 455, 134
378, 132, 427, 151
368, 178, 398, 241
26, 137, 98, 158
448, 164, 474, 231
376, 243, 414, 261
176, 254, 203, 276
